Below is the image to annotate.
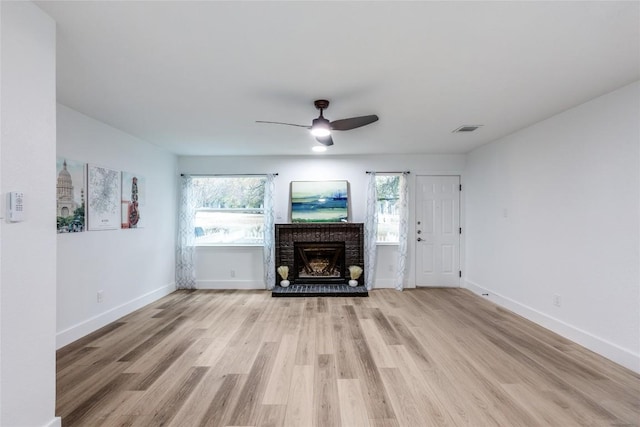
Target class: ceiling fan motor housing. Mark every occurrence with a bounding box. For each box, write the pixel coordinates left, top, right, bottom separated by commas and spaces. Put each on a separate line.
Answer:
312, 117, 330, 127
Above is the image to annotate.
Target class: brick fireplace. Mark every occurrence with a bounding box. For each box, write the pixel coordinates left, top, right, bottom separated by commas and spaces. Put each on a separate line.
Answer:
274, 223, 364, 287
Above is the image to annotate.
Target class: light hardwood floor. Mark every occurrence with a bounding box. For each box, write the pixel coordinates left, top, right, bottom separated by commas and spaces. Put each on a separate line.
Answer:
57, 289, 640, 426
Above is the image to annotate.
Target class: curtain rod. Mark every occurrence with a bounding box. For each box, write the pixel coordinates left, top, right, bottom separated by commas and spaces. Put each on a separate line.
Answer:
180, 173, 278, 177
365, 171, 410, 174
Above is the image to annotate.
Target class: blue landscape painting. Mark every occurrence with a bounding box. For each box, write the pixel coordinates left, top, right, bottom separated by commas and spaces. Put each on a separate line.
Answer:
291, 180, 349, 223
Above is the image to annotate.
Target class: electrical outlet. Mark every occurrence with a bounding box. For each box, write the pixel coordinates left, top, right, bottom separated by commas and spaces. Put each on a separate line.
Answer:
388, 265, 393, 272
97, 290, 104, 303
230, 270, 236, 278
553, 294, 561, 307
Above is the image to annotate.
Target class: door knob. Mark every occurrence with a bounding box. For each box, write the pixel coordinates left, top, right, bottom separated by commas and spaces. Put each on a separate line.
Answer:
417, 237, 423, 242
417, 230, 422, 234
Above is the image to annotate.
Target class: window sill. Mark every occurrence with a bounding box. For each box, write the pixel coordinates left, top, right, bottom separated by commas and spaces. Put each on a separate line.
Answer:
376, 242, 399, 246
196, 243, 264, 248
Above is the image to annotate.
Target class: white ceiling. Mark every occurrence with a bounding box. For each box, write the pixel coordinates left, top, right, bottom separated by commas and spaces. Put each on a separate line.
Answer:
36, 1, 640, 156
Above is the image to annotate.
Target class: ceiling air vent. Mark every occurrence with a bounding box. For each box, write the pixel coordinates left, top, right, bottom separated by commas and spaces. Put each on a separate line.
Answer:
452, 125, 483, 133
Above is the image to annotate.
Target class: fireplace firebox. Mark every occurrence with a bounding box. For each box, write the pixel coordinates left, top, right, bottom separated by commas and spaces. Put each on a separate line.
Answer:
294, 242, 345, 284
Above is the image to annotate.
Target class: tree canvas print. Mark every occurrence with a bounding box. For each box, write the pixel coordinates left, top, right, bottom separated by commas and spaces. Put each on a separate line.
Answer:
290, 180, 349, 223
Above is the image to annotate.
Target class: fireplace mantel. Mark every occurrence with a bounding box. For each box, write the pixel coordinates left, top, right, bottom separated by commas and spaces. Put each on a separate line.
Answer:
275, 223, 364, 287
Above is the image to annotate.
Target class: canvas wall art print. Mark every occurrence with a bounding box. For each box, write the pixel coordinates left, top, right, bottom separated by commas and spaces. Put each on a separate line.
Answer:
121, 171, 145, 229
87, 164, 121, 231
290, 180, 349, 223
56, 157, 86, 233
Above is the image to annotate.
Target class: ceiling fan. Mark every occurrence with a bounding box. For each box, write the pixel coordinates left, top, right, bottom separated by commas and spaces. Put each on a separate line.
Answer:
256, 99, 379, 146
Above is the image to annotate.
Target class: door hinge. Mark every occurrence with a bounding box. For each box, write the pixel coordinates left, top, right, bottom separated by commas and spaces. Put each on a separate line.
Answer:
459, 227, 462, 234
459, 184, 462, 191
459, 271, 462, 278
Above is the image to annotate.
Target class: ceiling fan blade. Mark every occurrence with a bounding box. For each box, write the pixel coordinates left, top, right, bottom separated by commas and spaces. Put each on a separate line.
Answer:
315, 135, 334, 146
255, 120, 310, 128
330, 115, 379, 131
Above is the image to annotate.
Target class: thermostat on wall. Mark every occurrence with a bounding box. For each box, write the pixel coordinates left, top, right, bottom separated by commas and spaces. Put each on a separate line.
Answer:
7, 192, 25, 222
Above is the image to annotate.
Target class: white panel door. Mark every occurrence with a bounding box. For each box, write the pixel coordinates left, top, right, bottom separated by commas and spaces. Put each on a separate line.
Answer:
415, 176, 460, 287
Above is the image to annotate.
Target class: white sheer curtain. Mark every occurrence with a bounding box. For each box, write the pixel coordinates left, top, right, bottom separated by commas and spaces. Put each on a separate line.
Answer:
176, 175, 197, 289
364, 172, 378, 291
395, 173, 409, 291
263, 174, 276, 290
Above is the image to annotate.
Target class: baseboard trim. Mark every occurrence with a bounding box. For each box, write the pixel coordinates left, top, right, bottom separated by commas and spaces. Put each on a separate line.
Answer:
464, 279, 640, 374
43, 417, 62, 427
196, 279, 265, 290
56, 283, 176, 349
372, 279, 396, 289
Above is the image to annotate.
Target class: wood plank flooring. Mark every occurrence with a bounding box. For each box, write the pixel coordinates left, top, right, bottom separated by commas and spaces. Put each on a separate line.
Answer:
57, 289, 640, 426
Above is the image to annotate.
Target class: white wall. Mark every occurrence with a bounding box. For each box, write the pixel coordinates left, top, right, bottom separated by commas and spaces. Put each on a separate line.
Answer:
179, 154, 465, 289
56, 105, 178, 348
465, 82, 640, 372
0, 2, 60, 426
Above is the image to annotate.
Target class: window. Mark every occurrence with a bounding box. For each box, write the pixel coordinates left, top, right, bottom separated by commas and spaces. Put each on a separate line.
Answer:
376, 175, 400, 243
193, 176, 266, 245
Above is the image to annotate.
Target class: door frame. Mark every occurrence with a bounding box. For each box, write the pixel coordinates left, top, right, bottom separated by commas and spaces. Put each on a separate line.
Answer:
413, 174, 465, 288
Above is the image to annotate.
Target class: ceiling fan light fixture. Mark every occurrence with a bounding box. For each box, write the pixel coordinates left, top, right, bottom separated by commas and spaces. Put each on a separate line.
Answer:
310, 127, 331, 137
310, 117, 331, 137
